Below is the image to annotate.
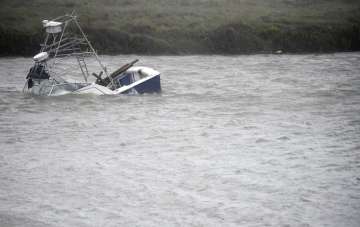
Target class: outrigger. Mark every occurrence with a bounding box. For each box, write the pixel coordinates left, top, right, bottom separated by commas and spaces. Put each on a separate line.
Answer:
23, 13, 161, 96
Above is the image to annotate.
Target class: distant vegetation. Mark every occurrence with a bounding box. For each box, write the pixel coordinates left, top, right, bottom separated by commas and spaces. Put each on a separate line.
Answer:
0, 0, 359, 55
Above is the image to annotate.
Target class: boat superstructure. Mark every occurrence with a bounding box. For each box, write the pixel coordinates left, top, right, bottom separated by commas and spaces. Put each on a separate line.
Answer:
23, 13, 161, 96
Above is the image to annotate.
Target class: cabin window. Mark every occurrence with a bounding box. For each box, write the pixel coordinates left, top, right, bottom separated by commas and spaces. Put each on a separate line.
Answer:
133, 72, 141, 81
117, 73, 134, 86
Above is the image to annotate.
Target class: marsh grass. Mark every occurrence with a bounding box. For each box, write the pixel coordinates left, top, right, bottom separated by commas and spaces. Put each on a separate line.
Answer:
0, 0, 359, 55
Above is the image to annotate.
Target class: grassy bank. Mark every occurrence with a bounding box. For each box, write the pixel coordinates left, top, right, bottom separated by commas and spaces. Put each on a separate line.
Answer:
0, 0, 360, 55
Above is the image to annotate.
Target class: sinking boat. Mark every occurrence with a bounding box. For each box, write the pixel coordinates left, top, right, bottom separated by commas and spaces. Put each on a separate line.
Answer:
23, 13, 161, 96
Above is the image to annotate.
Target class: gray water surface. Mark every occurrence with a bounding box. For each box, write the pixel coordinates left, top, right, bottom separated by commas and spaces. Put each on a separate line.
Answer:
0, 53, 360, 226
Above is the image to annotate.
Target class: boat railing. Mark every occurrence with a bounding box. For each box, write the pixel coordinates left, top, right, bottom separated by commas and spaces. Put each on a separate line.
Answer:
38, 12, 115, 87
42, 37, 87, 53
54, 52, 95, 58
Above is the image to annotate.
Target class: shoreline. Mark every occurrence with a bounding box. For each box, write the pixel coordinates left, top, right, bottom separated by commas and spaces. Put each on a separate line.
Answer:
1, 22, 359, 57
1, 1, 359, 57
1, 50, 359, 59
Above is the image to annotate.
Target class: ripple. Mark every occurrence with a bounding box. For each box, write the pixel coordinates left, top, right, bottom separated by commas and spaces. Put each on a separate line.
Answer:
277, 136, 290, 141
1, 53, 360, 226
255, 138, 270, 143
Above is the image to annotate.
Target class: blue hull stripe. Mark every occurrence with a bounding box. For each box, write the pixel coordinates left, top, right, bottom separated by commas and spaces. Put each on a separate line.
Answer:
122, 75, 161, 94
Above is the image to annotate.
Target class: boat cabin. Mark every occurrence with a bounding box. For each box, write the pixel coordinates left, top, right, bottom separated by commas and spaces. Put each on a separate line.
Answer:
115, 70, 146, 87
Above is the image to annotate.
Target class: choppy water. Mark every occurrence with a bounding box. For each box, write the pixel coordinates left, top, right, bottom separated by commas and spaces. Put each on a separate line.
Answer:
0, 53, 360, 227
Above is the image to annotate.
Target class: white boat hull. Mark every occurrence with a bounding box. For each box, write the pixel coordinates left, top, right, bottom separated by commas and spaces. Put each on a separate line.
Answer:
23, 66, 161, 96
